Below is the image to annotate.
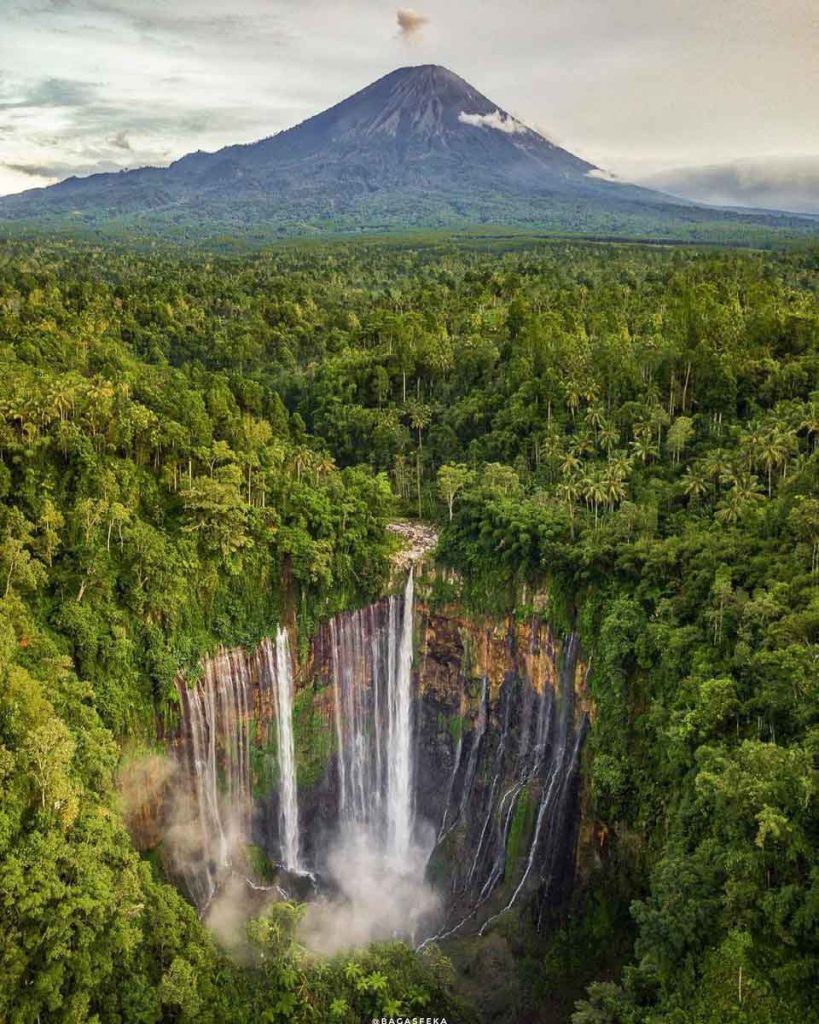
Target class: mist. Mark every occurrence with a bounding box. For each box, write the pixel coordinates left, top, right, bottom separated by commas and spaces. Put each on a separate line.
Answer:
298, 823, 441, 955
636, 156, 819, 215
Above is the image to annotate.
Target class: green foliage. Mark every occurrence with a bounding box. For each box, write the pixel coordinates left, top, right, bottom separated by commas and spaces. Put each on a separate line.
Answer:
504, 781, 535, 875
298, 695, 335, 791
1, 236, 818, 1022
0, 244, 396, 738
0, 596, 241, 1024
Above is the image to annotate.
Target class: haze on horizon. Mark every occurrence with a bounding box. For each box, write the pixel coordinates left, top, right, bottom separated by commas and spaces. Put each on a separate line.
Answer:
0, 0, 817, 212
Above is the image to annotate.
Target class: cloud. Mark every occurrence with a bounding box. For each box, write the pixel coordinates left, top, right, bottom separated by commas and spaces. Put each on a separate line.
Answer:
0, 77, 98, 110
4, 158, 129, 179
459, 109, 530, 135
396, 7, 428, 42
586, 167, 619, 182
3, 162, 64, 178
108, 130, 131, 150
636, 156, 819, 215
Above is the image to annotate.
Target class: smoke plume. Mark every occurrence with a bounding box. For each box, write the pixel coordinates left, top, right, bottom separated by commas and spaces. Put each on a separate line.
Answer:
396, 8, 429, 43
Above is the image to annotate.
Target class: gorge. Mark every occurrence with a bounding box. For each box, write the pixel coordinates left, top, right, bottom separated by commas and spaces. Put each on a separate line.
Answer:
161, 564, 589, 952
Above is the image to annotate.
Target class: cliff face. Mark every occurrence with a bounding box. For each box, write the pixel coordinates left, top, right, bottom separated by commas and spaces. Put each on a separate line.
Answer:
148, 589, 589, 935
412, 607, 587, 936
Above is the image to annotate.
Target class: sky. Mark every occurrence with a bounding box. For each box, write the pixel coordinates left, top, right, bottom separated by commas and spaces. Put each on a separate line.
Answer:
1, 0, 817, 207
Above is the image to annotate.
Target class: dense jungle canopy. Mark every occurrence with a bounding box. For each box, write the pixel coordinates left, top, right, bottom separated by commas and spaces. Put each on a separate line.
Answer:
0, 236, 817, 1023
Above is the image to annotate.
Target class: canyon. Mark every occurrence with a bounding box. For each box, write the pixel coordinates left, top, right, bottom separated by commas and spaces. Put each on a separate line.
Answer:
144, 562, 590, 950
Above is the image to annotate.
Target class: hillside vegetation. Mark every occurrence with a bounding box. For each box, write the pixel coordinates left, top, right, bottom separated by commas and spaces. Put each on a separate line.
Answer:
0, 237, 817, 1023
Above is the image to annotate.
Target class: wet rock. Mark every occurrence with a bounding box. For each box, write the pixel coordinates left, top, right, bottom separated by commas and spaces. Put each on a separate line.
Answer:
387, 520, 439, 570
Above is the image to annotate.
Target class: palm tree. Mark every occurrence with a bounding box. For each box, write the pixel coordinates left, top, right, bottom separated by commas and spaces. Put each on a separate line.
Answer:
716, 493, 743, 526
557, 477, 582, 539
407, 401, 432, 518
716, 473, 764, 524
683, 467, 708, 504
630, 433, 658, 464
598, 420, 620, 454
733, 472, 765, 506
46, 382, 74, 424
289, 447, 311, 484
609, 451, 633, 481
538, 429, 564, 481
564, 380, 582, 419
756, 429, 791, 498
560, 450, 582, 477
313, 453, 336, 483
801, 404, 819, 453
581, 473, 607, 529
603, 470, 627, 511
702, 450, 733, 491
585, 403, 606, 438
571, 432, 595, 458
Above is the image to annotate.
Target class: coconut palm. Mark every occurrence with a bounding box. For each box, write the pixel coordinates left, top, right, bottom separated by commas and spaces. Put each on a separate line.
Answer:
756, 428, 792, 497
598, 419, 620, 454
702, 450, 733, 490
557, 477, 582, 538
801, 404, 819, 453
683, 467, 708, 504
560, 450, 582, 477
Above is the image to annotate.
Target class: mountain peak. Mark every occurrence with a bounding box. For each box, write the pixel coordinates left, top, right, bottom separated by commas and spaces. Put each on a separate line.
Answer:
388, 63, 470, 83
390, 63, 456, 74
0, 63, 681, 235
303, 62, 503, 142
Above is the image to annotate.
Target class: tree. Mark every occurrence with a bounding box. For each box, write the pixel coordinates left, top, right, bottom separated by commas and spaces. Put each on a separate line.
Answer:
666, 415, 694, 464
406, 400, 431, 519
21, 718, 78, 826
37, 498, 64, 567
159, 958, 203, 1023
181, 469, 250, 564
437, 463, 473, 521
683, 466, 708, 504
755, 427, 794, 497
1, 509, 46, 597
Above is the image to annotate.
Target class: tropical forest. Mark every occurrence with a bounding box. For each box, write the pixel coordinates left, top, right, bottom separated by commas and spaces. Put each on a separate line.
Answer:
0, 234, 816, 1024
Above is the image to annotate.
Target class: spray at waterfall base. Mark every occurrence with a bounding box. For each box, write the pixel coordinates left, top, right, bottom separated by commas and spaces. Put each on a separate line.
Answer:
163, 571, 588, 951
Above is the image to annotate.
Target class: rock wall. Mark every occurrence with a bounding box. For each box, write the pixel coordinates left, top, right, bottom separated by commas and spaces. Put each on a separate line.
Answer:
151, 590, 590, 935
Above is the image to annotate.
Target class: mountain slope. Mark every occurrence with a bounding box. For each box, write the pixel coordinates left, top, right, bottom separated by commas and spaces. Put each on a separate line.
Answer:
0, 65, 815, 239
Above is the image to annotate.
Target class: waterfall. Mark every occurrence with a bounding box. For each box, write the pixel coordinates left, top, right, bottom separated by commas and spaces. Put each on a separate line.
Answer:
299, 570, 441, 953
274, 628, 300, 871
328, 570, 416, 855
330, 606, 377, 826
175, 648, 253, 907
174, 627, 305, 908
477, 633, 582, 936
259, 629, 301, 872
388, 568, 414, 856
169, 578, 585, 941
421, 632, 585, 946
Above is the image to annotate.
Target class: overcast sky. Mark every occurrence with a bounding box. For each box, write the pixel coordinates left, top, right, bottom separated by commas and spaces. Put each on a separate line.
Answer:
1, 0, 817, 200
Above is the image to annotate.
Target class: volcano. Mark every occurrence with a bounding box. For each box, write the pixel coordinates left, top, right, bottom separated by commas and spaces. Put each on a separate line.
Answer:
0, 65, 813, 238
